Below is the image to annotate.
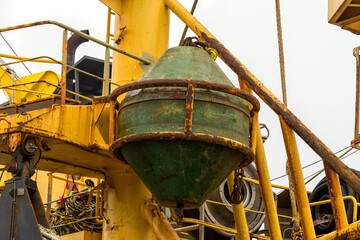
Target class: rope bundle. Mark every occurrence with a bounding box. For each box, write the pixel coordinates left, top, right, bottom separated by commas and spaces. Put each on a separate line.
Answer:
50, 191, 102, 235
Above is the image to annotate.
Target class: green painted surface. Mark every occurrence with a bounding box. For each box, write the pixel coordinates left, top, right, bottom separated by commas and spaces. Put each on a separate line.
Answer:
116, 47, 250, 208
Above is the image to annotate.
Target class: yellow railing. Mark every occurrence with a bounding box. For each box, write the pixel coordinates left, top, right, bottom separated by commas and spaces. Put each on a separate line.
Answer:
0, 20, 152, 105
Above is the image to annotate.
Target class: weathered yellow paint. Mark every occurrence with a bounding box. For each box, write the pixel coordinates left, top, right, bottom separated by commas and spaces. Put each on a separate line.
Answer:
111, 0, 169, 86
238, 80, 282, 240
0, 104, 124, 178
279, 117, 317, 240
100, 0, 170, 239
102, 172, 156, 240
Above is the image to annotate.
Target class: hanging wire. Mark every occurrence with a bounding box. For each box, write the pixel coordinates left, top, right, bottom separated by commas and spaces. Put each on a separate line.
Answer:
0, 32, 32, 75
271, 144, 355, 181
179, 0, 199, 46
304, 147, 360, 185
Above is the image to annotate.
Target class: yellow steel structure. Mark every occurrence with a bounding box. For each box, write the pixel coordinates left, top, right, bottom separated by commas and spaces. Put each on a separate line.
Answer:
279, 118, 317, 240
98, 0, 170, 239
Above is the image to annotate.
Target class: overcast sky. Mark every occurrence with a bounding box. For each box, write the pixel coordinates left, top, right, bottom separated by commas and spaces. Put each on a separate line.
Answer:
0, 0, 359, 190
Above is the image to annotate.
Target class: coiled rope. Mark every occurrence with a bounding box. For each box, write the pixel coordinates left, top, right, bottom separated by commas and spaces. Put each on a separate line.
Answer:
50, 191, 103, 235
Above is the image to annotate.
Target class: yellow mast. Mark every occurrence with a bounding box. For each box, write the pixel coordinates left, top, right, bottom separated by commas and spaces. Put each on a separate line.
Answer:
100, 0, 170, 239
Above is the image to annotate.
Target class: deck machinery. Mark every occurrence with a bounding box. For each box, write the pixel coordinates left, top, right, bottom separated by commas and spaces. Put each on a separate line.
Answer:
0, 0, 360, 239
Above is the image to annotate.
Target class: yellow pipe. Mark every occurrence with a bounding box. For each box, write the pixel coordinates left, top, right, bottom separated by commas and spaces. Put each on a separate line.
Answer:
0, 53, 60, 64
323, 162, 349, 230
317, 221, 360, 240
226, 171, 250, 240
309, 196, 358, 223
279, 117, 316, 240
141, 199, 180, 240
50, 174, 87, 187
242, 176, 312, 194
235, 78, 282, 239
205, 199, 293, 220
252, 116, 282, 240
183, 218, 237, 234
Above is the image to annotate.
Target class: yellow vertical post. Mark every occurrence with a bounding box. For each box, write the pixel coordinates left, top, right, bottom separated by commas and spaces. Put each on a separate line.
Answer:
323, 162, 348, 230
253, 114, 282, 240
95, 178, 100, 217
239, 80, 282, 240
279, 117, 317, 240
102, 0, 169, 239
226, 171, 250, 240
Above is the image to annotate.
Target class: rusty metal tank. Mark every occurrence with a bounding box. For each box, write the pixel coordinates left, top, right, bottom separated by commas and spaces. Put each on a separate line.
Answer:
113, 46, 253, 209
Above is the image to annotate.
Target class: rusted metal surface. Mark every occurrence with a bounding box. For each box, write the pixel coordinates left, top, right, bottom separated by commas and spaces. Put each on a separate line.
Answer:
198, 32, 360, 195
317, 220, 360, 240
0, 20, 151, 65
324, 162, 349, 230
104, 78, 260, 112
184, 84, 194, 133
353, 47, 360, 149
110, 131, 255, 167
109, 100, 116, 145
279, 117, 317, 239
9, 132, 21, 152
61, 30, 68, 105
66, 29, 89, 97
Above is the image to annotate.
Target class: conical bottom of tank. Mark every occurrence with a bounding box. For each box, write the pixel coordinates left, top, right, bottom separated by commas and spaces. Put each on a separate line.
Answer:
118, 140, 245, 209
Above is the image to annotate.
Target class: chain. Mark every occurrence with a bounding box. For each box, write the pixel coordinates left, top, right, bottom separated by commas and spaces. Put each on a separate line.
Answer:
181, 37, 218, 60
230, 168, 244, 204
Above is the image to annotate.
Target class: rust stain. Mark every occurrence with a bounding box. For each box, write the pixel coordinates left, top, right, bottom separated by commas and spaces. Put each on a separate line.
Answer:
110, 131, 254, 168
184, 84, 194, 133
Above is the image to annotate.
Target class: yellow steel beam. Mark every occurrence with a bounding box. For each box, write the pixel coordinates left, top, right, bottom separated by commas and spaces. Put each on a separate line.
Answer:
279, 117, 316, 240
226, 171, 250, 240
252, 114, 282, 240
237, 80, 282, 239
323, 162, 349, 230
102, 1, 170, 239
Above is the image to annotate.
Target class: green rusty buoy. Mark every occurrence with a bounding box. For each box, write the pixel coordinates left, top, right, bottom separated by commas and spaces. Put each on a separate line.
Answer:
114, 46, 252, 209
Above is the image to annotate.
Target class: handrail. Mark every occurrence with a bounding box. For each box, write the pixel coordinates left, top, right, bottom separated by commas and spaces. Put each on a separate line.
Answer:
309, 196, 359, 223
242, 176, 312, 194
0, 20, 151, 65
205, 199, 293, 220
0, 55, 121, 87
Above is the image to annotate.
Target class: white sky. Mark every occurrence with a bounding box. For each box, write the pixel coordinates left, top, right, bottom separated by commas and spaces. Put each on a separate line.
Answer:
0, 0, 359, 190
